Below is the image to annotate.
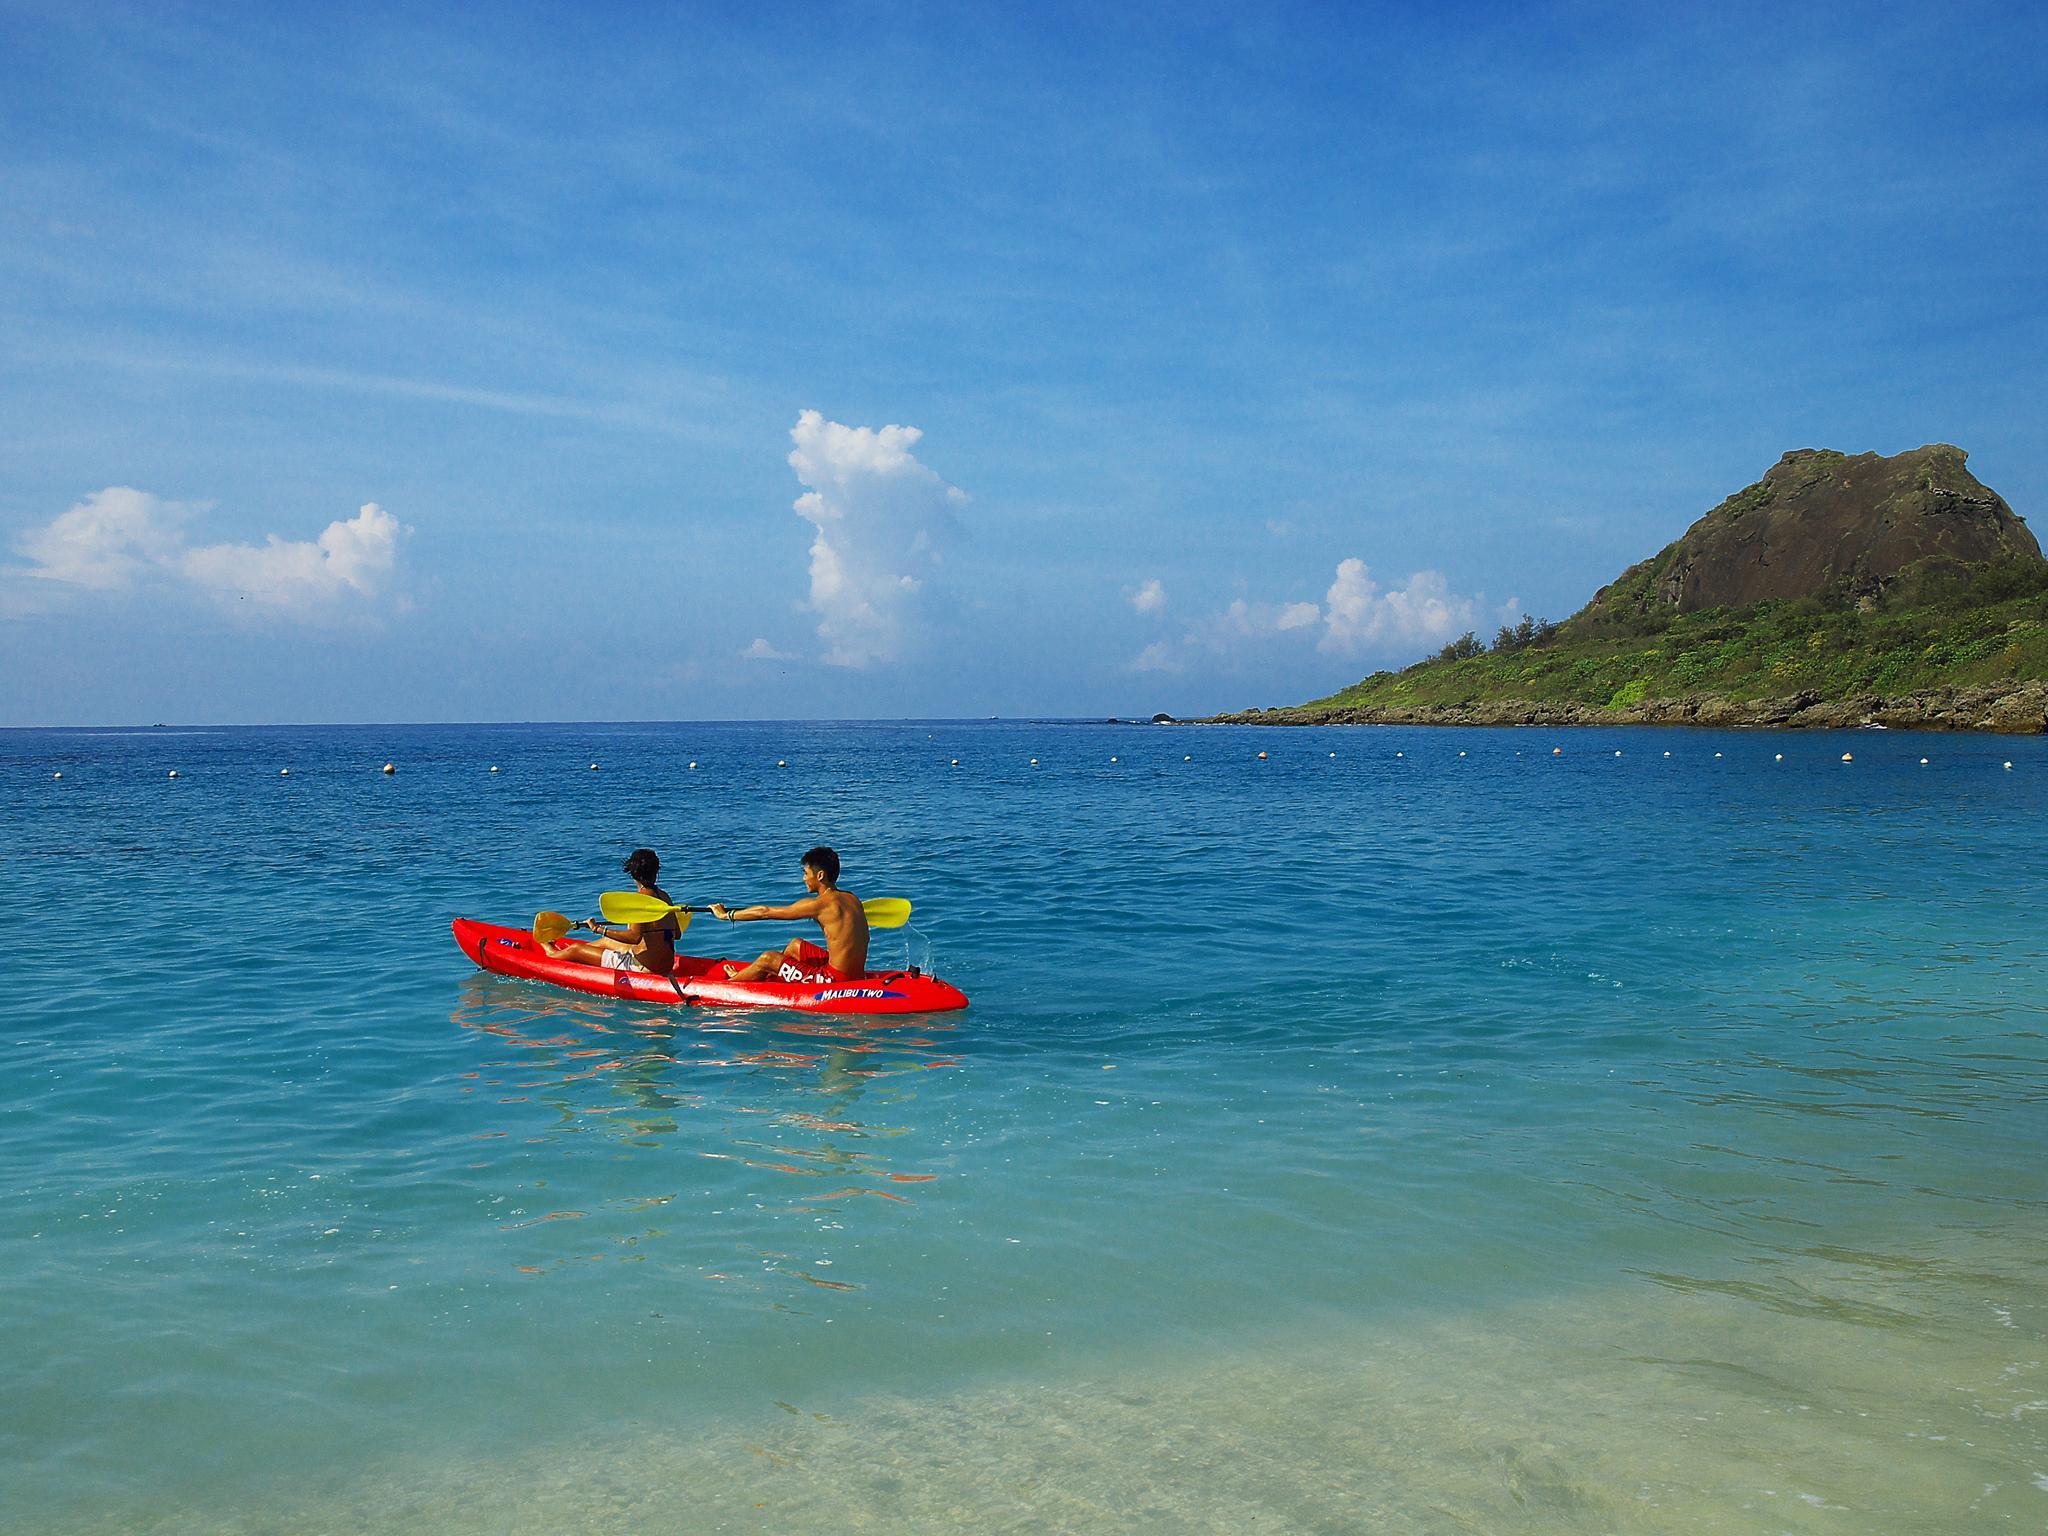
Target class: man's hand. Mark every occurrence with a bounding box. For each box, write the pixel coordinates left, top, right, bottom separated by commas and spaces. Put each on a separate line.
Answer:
710, 904, 734, 921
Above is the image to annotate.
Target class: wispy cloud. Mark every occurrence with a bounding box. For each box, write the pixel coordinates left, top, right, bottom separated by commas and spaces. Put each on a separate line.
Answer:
740, 637, 796, 661
1128, 577, 1166, 614
1129, 639, 1178, 673
1203, 597, 1322, 644
788, 410, 967, 668
34, 346, 718, 439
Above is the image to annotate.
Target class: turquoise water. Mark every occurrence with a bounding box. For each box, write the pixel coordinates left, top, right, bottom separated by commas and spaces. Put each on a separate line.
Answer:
4, 721, 2045, 1531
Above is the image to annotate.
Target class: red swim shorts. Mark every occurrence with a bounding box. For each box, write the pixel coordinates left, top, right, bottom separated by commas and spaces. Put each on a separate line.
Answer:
721, 940, 844, 984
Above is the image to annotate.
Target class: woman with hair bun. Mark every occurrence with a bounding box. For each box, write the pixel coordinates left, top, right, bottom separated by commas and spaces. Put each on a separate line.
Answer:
548, 847, 680, 976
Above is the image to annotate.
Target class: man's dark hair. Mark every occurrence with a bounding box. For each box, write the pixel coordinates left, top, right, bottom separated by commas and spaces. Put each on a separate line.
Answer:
802, 845, 839, 883
623, 848, 660, 885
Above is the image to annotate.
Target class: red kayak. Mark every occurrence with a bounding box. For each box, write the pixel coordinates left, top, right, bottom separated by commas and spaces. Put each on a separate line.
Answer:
451, 918, 969, 1014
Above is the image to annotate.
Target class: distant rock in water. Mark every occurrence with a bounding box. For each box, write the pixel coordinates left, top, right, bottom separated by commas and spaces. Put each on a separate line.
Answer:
1586, 444, 2042, 621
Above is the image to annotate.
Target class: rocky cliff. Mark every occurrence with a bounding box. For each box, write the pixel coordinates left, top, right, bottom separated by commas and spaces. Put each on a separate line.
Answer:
1582, 445, 2040, 624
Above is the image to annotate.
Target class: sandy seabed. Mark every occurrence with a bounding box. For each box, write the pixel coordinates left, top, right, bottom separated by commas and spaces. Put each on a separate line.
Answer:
53, 1229, 2047, 1535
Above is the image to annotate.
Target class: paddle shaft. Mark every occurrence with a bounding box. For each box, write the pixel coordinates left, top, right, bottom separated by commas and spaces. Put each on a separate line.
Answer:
599, 890, 910, 928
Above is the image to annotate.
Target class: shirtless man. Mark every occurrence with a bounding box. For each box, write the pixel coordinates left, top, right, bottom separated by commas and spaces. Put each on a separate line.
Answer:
710, 846, 868, 981
549, 847, 681, 976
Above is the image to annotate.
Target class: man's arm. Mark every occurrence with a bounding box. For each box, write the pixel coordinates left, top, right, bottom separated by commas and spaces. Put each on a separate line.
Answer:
710, 896, 823, 923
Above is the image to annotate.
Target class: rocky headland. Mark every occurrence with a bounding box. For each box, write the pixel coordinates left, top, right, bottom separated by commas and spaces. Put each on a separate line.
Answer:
1211, 445, 2048, 733
1212, 680, 2048, 733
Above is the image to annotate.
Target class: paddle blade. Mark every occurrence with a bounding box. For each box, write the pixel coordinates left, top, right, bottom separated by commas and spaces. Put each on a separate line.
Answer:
862, 897, 912, 928
598, 890, 691, 934
532, 911, 573, 945
600, 890, 675, 925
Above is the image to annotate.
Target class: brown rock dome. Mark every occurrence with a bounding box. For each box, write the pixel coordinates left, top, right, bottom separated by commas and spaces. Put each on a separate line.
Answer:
1587, 444, 2042, 621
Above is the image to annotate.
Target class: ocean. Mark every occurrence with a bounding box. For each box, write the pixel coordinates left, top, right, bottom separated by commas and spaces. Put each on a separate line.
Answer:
3, 720, 2043, 1532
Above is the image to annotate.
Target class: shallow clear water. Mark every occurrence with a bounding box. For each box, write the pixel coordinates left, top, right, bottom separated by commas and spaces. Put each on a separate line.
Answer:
3, 720, 2044, 1531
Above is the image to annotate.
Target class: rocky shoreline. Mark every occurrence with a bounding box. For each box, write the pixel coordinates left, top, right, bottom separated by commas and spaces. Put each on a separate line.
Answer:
1204, 680, 2048, 734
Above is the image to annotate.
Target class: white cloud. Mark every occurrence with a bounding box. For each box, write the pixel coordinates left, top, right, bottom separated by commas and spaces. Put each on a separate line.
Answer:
13, 487, 195, 589
1218, 597, 1323, 637
788, 410, 966, 668
1129, 577, 1166, 614
740, 637, 796, 661
1116, 560, 1484, 676
182, 503, 403, 611
1318, 559, 1474, 656
1130, 640, 1179, 673
8, 489, 408, 618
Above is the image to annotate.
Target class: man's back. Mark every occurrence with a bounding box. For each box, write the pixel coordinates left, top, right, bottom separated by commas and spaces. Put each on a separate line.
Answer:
816, 887, 870, 976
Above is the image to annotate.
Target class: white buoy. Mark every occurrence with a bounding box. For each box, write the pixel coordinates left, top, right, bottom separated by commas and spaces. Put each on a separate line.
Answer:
777, 760, 786, 768
1030, 758, 1038, 765
490, 766, 499, 773
382, 763, 395, 775
168, 770, 179, 778
280, 768, 289, 777
1841, 752, 1853, 763
1551, 748, 1561, 757
1458, 751, 1466, 758
1258, 751, 1269, 760
1184, 755, 1192, 762
1714, 752, 1722, 759
1919, 758, 1929, 765
1774, 753, 1782, 761
952, 759, 960, 766
589, 762, 599, 771
2005, 761, 2014, 770
52, 772, 62, 780
1110, 756, 1118, 763
688, 762, 697, 770
1614, 750, 1622, 758
1663, 751, 1671, 758
1329, 751, 1336, 758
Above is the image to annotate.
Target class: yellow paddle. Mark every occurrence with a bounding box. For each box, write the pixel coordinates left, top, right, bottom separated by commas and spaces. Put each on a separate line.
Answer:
532, 907, 693, 945
598, 891, 912, 929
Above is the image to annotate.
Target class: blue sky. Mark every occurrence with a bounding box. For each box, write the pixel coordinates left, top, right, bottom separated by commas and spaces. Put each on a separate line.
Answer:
4, 0, 2044, 724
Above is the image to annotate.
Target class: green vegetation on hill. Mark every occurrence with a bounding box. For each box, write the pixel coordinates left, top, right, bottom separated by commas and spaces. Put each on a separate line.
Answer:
1303, 558, 2048, 714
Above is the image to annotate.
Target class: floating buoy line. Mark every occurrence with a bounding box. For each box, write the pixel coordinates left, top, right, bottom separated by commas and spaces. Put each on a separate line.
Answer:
46, 744, 2032, 783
